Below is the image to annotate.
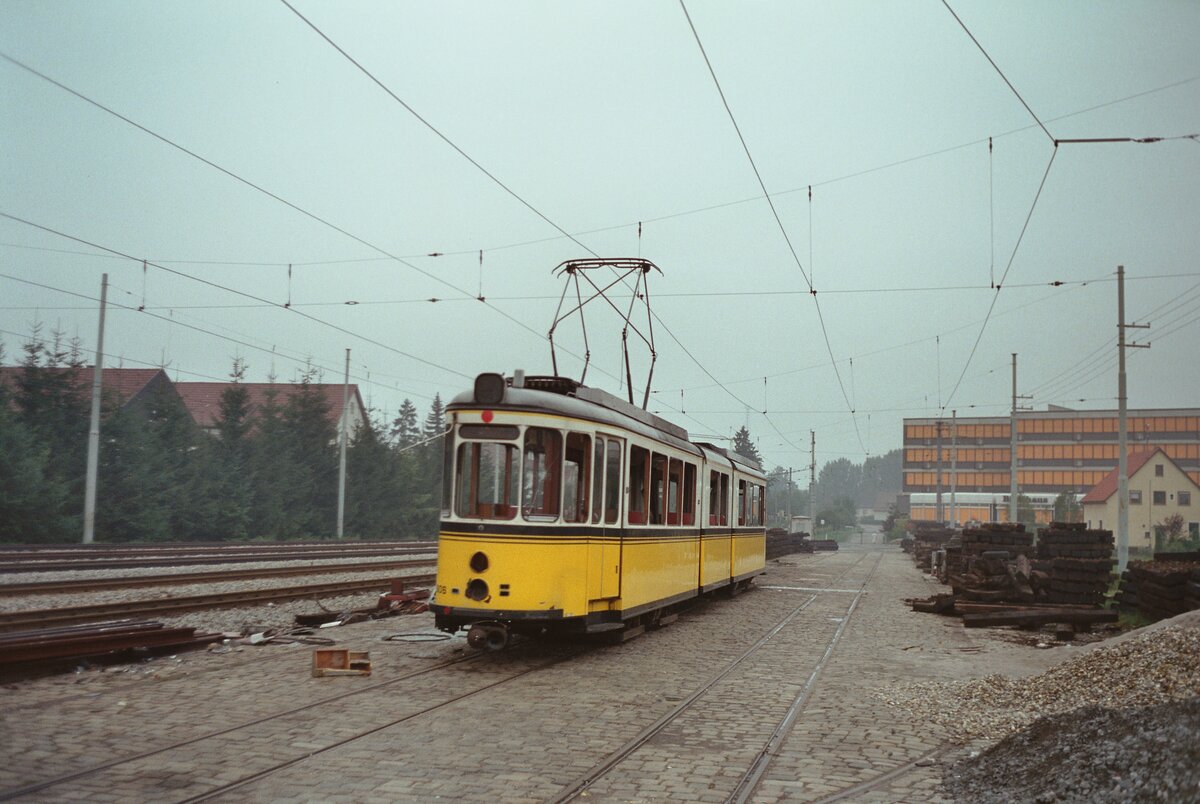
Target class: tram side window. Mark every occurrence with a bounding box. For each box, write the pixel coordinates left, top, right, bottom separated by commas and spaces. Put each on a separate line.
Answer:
667, 458, 683, 526
683, 464, 696, 526
522, 427, 562, 521
709, 471, 720, 526
650, 453, 668, 525
605, 439, 622, 524
738, 479, 747, 526
440, 423, 453, 517
455, 441, 519, 520
563, 433, 591, 523
592, 437, 605, 524
749, 483, 762, 526
629, 445, 650, 524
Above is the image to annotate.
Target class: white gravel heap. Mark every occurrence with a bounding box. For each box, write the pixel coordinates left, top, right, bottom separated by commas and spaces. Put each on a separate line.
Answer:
879, 619, 1200, 741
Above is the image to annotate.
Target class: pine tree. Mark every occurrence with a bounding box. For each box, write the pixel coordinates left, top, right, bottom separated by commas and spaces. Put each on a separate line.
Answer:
248, 385, 295, 538
346, 414, 403, 539
0, 378, 72, 542
208, 359, 253, 539
390, 399, 420, 448
12, 328, 90, 535
732, 426, 763, 466
278, 367, 337, 537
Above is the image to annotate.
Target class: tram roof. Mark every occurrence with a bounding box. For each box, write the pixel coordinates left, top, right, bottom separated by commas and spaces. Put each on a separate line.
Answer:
447, 374, 763, 475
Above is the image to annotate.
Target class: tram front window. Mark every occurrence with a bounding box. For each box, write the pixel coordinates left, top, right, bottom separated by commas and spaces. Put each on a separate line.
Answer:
522, 427, 562, 521
455, 441, 519, 520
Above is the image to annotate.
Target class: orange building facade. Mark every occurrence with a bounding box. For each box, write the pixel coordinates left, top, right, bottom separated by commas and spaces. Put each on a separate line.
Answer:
902, 409, 1200, 502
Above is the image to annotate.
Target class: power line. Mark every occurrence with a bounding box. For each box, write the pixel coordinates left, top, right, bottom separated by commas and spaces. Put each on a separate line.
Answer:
277, 0, 600, 260
0, 273, 439, 402
942, 0, 1054, 144
273, 7, 769, 434
0, 51, 589, 374
0, 212, 472, 382
942, 145, 1059, 411
679, 0, 865, 455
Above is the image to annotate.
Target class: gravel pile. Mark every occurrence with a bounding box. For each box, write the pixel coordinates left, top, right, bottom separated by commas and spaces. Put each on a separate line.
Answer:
878, 618, 1200, 741
944, 698, 1200, 803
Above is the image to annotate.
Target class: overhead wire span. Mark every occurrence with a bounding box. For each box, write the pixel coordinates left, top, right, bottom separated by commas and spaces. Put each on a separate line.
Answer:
942, 0, 1054, 144
679, 0, 865, 455
272, 5, 764, 436
0, 212, 472, 381
941, 145, 1059, 411
4, 67, 1192, 271
0, 273, 438, 401
277, 0, 598, 259
0, 51, 591, 376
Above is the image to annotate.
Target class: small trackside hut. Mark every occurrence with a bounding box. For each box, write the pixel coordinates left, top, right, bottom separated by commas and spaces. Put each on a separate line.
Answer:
432, 372, 767, 649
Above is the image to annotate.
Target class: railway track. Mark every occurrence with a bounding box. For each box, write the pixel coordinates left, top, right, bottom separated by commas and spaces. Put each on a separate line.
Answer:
0, 574, 437, 632
0, 548, 909, 803
546, 550, 883, 804
0, 559, 435, 596
0, 544, 436, 573
0, 642, 584, 801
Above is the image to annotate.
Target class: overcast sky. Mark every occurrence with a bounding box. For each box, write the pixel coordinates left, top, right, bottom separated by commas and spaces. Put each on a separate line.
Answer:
3, 1, 1199, 472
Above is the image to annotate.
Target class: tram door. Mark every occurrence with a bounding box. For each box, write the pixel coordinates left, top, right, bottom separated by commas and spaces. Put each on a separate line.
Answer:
589, 435, 623, 599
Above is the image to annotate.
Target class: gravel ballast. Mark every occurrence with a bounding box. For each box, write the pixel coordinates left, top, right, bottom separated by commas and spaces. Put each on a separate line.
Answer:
944, 698, 1200, 803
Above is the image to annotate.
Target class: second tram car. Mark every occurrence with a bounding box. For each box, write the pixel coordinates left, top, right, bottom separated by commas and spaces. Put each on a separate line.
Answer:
433, 371, 767, 648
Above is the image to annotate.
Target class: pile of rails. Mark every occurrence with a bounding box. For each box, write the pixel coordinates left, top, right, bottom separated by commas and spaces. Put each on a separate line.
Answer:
1034, 523, 1115, 607
908, 521, 955, 570
0, 619, 224, 668
765, 531, 835, 559
1116, 552, 1200, 621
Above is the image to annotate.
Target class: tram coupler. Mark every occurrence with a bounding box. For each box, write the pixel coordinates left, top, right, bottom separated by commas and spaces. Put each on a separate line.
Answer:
466, 622, 510, 651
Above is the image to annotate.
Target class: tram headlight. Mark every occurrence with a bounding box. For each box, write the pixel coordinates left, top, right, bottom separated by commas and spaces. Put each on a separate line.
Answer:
474, 372, 505, 405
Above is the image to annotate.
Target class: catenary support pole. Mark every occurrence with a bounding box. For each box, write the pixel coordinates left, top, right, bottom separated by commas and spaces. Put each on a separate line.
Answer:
83, 273, 107, 544
1010, 353, 1018, 525
337, 348, 350, 539
950, 409, 957, 527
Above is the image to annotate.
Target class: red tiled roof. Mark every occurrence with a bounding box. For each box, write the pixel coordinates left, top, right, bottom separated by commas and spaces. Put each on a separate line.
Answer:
1080, 449, 1165, 504
0, 366, 166, 404
174, 382, 365, 430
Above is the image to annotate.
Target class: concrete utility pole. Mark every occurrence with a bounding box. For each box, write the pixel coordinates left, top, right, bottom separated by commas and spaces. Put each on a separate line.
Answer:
337, 348, 350, 539
83, 273, 108, 544
935, 418, 944, 523
1117, 265, 1150, 571
809, 431, 816, 526
786, 467, 793, 524
1008, 354, 1031, 524
950, 409, 957, 527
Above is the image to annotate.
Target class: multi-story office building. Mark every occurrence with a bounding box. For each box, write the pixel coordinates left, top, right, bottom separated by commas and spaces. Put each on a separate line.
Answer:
902, 407, 1200, 524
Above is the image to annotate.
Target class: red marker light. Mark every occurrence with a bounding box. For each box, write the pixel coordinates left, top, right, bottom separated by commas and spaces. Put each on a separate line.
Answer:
481, 410, 494, 423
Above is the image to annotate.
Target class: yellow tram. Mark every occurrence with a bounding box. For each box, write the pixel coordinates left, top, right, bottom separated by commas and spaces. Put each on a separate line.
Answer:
433, 371, 767, 648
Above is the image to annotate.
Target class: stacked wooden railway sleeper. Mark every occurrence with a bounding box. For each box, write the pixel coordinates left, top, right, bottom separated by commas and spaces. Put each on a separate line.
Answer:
907, 521, 955, 570
1034, 522, 1115, 607
765, 530, 833, 559
1116, 551, 1200, 622
908, 522, 1118, 636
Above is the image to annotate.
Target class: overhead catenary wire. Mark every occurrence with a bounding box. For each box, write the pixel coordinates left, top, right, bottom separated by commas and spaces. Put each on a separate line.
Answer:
0, 51, 594, 378
941, 145, 1059, 412
272, 4, 769, 444
942, 0, 1054, 145
0, 212, 472, 382
3, 71, 1193, 271
679, 0, 865, 456
0, 272, 438, 402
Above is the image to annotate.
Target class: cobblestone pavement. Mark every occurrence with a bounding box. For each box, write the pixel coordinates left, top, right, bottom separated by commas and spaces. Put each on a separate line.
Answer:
0, 545, 1063, 802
